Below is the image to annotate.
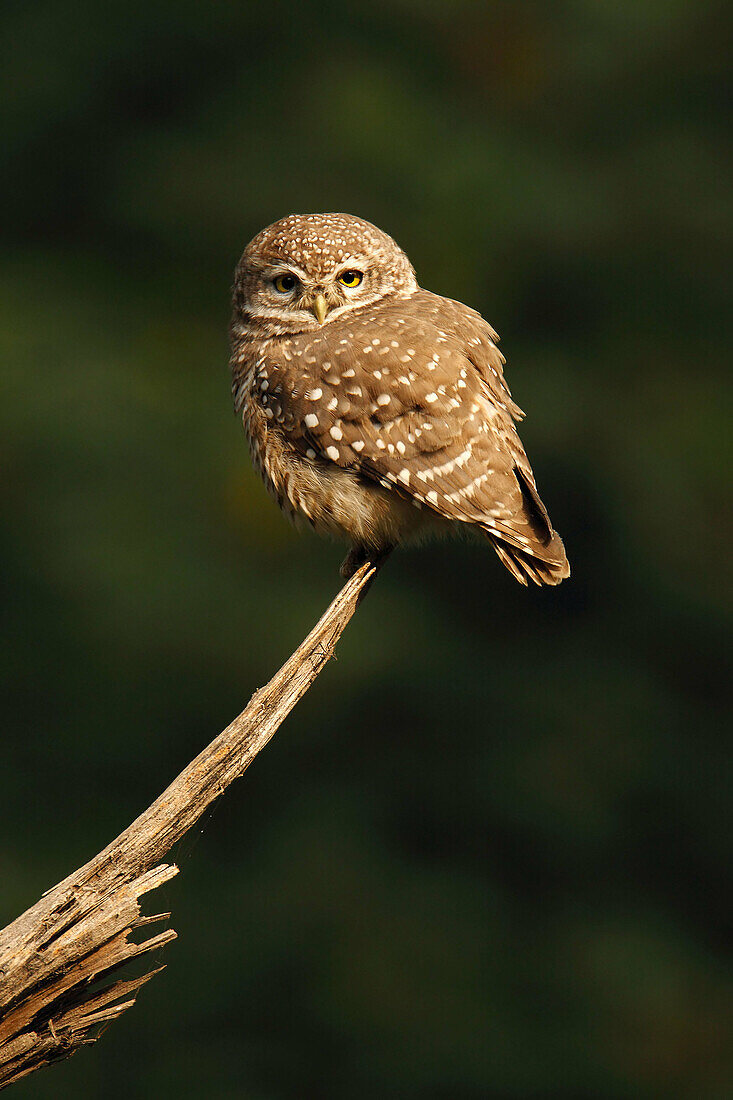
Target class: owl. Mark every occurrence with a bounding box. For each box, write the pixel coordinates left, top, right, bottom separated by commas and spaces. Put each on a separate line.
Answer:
230, 213, 569, 586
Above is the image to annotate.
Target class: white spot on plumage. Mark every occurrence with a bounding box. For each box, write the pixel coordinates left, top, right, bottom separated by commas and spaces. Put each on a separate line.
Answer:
304, 413, 319, 428
326, 445, 340, 461
330, 425, 343, 440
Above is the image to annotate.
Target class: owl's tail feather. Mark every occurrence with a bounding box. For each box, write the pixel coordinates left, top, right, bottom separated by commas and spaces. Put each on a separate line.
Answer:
482, 464, 570, 586
487, 530, 570, 587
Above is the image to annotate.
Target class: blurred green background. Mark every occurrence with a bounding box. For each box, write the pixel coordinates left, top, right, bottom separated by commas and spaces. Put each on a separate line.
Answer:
2, 1, 730, 1097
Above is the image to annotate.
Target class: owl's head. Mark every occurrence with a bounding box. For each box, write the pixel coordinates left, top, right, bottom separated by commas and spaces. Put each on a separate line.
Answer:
231, 213, 417, 337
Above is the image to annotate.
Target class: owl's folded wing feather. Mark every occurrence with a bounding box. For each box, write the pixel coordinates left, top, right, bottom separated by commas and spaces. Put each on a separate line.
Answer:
258, 292, 569, 585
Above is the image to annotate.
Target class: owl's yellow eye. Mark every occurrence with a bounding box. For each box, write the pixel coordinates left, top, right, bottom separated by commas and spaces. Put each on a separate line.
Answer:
338, 270, 363, 288
273, 273, 297, 294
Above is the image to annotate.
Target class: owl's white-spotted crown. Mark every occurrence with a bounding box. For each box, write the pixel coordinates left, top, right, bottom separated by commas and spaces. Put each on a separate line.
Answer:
232, 212, 418, 336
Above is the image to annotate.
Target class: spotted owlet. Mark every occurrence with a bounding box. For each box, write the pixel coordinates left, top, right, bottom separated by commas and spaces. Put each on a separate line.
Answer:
230, 213, 569, 585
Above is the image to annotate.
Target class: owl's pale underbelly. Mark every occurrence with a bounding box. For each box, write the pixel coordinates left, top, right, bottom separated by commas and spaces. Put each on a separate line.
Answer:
242, 398, 433, 551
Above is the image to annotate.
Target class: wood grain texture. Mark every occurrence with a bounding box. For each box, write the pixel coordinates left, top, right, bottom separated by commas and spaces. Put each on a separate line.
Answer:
0, 560, 378, 1089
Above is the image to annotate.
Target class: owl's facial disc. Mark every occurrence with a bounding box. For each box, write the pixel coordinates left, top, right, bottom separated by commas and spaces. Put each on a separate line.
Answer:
254, 259, 375, 328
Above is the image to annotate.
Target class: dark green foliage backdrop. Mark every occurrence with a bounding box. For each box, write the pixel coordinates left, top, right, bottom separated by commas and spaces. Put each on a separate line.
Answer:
2, 2, 730, 1097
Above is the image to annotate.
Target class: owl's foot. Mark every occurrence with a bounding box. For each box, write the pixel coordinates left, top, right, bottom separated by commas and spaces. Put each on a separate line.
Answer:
340, 544, 393, 579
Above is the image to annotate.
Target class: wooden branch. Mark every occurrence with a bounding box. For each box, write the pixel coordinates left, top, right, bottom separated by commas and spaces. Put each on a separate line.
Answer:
0, 559, 379, 1089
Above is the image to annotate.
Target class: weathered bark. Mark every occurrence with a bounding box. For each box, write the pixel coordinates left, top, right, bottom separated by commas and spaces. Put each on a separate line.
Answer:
0, 559, 379, 1089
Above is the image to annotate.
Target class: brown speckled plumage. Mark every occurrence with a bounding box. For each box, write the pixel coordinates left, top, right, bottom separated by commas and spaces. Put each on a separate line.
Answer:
230, 213, 569, 585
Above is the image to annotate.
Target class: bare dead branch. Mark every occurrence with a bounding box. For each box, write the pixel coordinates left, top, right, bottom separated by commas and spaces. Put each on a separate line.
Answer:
0, 559, 380, 1089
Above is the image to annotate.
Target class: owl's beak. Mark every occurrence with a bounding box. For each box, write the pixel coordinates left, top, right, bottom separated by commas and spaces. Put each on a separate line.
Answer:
310, 293, 329, 325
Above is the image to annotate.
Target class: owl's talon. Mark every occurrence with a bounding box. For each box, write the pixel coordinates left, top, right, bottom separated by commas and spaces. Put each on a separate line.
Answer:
340, 546, 367, 579
340, 544, 394, 580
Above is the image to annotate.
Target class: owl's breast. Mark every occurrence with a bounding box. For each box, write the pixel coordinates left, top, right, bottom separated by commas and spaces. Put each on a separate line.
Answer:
233, 342, 299, 493
236, 380, 425, 551
230, 331, 438, 551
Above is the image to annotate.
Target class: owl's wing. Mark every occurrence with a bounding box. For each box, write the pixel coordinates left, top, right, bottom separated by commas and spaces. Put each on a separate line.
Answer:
261, 292, 569, 585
